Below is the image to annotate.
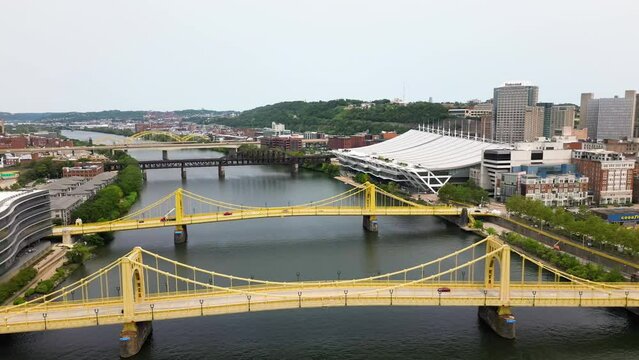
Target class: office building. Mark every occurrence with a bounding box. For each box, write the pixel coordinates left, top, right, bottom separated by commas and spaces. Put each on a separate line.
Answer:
523, 106, 544, 141
571, 149, 634, 205
0, 190, 51, 274
536, 102, 554, 138
581, 90, 637, 140
477, 141, 572, 190
550, 105, 576, 135
493, 83, 539, 143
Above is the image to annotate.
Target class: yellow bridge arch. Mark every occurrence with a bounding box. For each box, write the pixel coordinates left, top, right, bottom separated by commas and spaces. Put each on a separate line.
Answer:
130, 131, 210, 142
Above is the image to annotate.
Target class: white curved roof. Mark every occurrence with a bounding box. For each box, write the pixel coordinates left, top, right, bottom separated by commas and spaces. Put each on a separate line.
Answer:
340, 130, 508, 171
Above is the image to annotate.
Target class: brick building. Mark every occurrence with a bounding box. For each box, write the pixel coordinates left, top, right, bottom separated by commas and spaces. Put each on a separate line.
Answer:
62, 163, 104, 178
259, 136, 302, 151
571, 149, 634, 205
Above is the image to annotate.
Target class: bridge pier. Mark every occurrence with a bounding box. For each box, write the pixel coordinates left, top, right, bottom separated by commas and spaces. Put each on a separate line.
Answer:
478, 306, 516, 339
363, 215, 379, 232
162, 150, 168, 160
291, 162, 299, 175
218, 164, 225, 179
119, 321, 153, 358
62, 230, 73, 245
174, 225, 188, 244
180, 166, 186, 180
142, 170, 147, 181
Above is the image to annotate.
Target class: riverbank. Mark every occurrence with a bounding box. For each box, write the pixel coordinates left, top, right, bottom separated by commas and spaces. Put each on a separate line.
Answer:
6, 151, 144, 304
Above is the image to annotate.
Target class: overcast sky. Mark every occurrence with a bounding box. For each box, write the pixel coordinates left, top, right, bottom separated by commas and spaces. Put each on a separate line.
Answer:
1, 0, 637, 113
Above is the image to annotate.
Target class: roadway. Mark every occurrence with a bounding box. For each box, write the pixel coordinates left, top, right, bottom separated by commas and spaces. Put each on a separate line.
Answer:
3, 283, 638, 334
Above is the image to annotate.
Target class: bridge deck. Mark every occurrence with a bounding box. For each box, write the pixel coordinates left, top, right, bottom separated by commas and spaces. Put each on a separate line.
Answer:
53, 206, 462, 235
2, 282, 638, 334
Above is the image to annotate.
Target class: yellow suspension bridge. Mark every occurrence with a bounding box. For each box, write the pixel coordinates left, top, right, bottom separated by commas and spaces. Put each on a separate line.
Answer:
52, 182, 464, 244
2, 236, 638, 357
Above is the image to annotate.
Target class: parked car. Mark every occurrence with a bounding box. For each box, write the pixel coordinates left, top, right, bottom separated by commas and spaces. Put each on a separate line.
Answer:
437, 287, 451, 293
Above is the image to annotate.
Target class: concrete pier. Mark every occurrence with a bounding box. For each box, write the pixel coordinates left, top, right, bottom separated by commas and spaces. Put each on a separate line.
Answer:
142, 170, 147, 181
363, 215, 379, 232
62, 230, 73, 246
218, 164, 225, 179
291, 162, 299, 175
180, 166, 186, 180
174, 225, 188, 244
478, 306, 516, 339
162, 150, 168, 160
119, 321, 153, 358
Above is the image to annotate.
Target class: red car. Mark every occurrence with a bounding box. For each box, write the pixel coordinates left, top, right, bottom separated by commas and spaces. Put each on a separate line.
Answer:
223, 211, 233, 216
437, 287, 451, 293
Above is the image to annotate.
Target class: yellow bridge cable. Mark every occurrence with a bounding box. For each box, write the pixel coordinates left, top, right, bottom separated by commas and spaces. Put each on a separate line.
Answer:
128, 247, 505, 299
138, 238, 490, 287
509, 247, 621, 293
2, 254, 128, 314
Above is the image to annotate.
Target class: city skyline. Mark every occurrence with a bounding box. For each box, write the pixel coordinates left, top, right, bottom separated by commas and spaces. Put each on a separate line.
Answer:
1, 0, 638, 113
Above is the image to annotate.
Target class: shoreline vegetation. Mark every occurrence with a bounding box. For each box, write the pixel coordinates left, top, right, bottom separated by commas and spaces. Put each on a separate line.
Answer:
8, 150, 143, 304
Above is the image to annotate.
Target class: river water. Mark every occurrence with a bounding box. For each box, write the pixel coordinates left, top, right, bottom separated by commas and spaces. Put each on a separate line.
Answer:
1, 130, 637, 359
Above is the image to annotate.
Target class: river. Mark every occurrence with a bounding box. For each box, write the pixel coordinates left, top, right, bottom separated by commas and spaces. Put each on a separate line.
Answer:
0, 130, 636, 359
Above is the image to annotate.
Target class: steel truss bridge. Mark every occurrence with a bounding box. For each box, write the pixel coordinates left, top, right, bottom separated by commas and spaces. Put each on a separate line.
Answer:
2, 236, 638, 357
102, 152, 334, 172
52, 183, 463, 242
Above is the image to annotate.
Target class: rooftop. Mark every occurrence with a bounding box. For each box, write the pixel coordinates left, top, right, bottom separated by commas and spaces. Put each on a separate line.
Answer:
336, 129, 508, 171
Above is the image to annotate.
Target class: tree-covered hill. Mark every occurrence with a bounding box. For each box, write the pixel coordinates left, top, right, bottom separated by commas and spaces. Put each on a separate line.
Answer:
210, 99, 448, 135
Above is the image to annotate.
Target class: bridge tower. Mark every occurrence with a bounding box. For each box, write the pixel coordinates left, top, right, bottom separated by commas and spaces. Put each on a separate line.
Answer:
362, 182, 378, 232
479, 236, 515, 339
119, 247, 153, 358
174, 189, 188, 244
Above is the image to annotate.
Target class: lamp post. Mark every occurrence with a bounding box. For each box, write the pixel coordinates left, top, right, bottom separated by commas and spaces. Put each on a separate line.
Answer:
298, 291, 302, 308
337, 271, 341, 281
389, 289, 394, 306
94, 308, 100, 325
344, 290, 348, 306
483, 289, 488, 306
199, 299, 204, 316
150, 304, 155, 320
532, 290, 537, 307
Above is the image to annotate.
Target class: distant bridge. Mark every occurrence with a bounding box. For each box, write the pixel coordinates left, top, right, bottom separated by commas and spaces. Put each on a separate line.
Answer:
103, 152, 334, 178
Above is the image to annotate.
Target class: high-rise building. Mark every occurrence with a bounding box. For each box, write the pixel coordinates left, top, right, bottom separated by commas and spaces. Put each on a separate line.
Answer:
493, 83, 539, 143
550, 105, 576, 136
581, 90, 637, 140
523, 106, 544, 141
579, 93, 593, 129
536, 102, 554, 138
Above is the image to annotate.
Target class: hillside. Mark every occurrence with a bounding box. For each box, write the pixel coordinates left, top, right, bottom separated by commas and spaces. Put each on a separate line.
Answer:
210, 99, 448, 135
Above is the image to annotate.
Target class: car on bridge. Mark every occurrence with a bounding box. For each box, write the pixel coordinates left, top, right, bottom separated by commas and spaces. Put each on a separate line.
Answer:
223, 211, 233, 216
437, 287, 451, 293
